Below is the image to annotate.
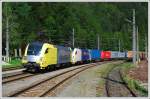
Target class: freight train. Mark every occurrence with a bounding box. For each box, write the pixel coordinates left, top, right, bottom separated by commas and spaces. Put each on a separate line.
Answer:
22, 41, 146, 72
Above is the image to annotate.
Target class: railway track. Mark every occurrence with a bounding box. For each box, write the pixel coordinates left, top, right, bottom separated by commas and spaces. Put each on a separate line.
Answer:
2, 72, 36, 84
2, 67, 22, 72
4, 61, 107, 97
105, 63, 137, 97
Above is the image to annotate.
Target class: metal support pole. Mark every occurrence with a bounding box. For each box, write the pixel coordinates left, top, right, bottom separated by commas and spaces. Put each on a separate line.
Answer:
132, 9, 136, 65
119, 39, 120, 52
97, 34, 99, 50
72, 28, 74, 48
136, 26, 139, 63
6, 4, 9, 61
145, 35, 148, 60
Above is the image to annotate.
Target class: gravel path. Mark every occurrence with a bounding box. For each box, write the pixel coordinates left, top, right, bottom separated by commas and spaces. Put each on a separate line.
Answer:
57, 64, 104, 97
106, 67, 134, 97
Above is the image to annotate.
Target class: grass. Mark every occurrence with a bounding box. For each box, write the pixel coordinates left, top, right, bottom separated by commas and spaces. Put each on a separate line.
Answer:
120, 62, 135, 72
10, 59, 22, 65
2, 58, 22, 71
123, 76, 148, 96
120, 62, 148, 97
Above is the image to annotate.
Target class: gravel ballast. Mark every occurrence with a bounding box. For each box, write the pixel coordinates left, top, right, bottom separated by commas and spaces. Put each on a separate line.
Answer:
56, 62, 117, 97
2, 64, 89, 97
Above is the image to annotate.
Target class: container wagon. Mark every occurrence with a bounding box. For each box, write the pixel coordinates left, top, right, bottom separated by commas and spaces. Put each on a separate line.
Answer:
110, 51, 119, 59
101, 51, 111, 60
89, 49, 100, 62
118, 52, 126, 58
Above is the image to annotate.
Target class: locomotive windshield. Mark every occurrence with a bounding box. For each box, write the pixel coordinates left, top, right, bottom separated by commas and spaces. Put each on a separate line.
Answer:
27, 42, 43, 55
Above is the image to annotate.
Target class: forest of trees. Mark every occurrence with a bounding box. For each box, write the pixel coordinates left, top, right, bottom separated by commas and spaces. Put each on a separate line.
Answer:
2, 2, 148, 56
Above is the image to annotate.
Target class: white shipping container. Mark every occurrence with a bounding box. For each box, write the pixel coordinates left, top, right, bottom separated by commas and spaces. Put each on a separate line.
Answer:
111, 51, 119, 58
118, 52, 126, 58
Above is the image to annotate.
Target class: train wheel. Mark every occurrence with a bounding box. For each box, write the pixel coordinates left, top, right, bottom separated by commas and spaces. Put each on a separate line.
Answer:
56, 64, 60, 68
45, 66, 50, 72
30, 68, 36, 73
47, 65, 55, 71
24, 67, 29, 72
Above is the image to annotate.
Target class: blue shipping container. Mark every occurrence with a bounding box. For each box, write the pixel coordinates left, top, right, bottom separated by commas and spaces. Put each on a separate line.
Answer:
56, 46, 71, 64
81, 49, 90, 61
90, 49, 100, 60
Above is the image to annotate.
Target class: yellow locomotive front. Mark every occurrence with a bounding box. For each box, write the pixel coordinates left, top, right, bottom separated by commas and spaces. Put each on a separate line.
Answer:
22, 41, 57, 72
22, 42, 44, 72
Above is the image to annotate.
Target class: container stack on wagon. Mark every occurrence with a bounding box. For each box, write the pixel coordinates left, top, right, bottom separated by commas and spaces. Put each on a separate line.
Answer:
126, 51, 146, 61
110, 51, 119, 59
118, 52, 126, 58
89, 49, 101, 62
110, 51, 126, 59
127, 51, 133, 60
101, 51, 111, 60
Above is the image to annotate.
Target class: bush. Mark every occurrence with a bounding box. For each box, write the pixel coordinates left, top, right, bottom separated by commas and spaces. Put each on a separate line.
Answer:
9, 58, 21, 65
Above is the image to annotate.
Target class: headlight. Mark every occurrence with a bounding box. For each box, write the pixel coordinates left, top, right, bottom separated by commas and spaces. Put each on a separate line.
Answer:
39, 57, 43, 61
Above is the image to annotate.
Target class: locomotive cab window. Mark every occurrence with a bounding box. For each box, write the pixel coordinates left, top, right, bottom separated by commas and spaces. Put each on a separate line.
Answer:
45, 48, 49, 54
27, 42, 43, 55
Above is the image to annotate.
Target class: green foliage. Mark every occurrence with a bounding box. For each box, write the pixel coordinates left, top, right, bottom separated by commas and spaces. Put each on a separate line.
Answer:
121, 62, 135, 72
2, 2, 148, 54
2, 58, 22, 70
123, 76, 148, 96
9, 58, 21, 65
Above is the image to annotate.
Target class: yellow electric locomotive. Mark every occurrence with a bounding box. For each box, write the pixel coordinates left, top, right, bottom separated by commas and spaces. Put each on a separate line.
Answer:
22, 42, 57, 71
